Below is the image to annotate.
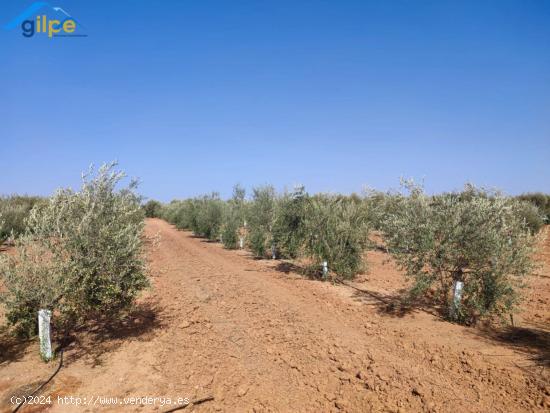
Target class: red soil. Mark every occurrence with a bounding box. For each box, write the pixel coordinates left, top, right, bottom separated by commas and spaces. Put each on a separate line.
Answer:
0, 219, 548, 412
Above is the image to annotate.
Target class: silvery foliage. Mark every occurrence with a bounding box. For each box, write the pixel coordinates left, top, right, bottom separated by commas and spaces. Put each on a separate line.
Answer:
221, 185, 247, 249
247, 186, 277, 257
193, 193, 224, 240
0, 162, 148, 337
161, 199, 195, 230
143, 199, 162, 218
381, 180, 537, 324
302, 194, 371, 279
272, 185, 308, 259
361, 187, 403, 231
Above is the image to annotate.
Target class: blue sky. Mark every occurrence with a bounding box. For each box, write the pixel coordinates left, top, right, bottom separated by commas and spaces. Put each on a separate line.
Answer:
1, 0, 549, 201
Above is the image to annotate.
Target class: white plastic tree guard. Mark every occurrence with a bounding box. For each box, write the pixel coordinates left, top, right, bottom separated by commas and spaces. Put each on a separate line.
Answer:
271, 244, 276, 260
451, 280, 464, 318
239, 237, 244, 249
322, 261, 328, 279
38, 309, 53, 361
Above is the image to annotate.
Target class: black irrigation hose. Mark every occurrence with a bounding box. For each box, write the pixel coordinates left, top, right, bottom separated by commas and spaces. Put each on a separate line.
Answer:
12, 350, 64, 413
10, 348, 211, 413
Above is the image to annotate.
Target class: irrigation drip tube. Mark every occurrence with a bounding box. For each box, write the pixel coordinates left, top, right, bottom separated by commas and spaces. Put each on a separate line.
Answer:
9, 346, 213, 413
12, 350, 64, 413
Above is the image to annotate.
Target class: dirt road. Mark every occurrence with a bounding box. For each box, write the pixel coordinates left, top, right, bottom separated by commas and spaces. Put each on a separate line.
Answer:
1, 219, 548, 412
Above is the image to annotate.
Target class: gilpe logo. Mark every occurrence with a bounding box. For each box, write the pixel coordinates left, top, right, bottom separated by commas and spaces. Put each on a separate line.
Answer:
4, 2, 87, 38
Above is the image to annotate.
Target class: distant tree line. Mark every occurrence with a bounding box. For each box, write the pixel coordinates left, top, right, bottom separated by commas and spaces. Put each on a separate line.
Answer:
0, 195, 44, 242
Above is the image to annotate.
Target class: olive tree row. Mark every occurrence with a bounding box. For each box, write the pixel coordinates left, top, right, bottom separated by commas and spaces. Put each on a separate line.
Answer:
160, 185, 371, 279
157, 181, 541, 325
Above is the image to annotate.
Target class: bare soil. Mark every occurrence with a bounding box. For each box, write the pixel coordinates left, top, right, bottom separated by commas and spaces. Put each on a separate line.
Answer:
0, 219, 548, 412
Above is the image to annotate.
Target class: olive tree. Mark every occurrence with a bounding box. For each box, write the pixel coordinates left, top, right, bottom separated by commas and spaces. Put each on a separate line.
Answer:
193, 193, 224, 240
517, 192, 550, 224
143, 199, 162, 218
0, 163, 149, 337
173, 199, 198, 231
302, 195, 370, 279
272, 186, 308, 259
247, 186, 276, 258
382, 182, 537, 324
514, 200, 545, 234
221, 185, 247, 249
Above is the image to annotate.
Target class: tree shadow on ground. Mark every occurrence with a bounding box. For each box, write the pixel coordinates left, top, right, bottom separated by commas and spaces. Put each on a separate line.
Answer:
347, 283, 443, 319
58, 300, 165, 367
472, 322, 550, 368
274, 261, 305, 275
270, 260, 443, 319
0, 325, 31, 364
199, 239, 219, 243
273, 261, 328, 280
